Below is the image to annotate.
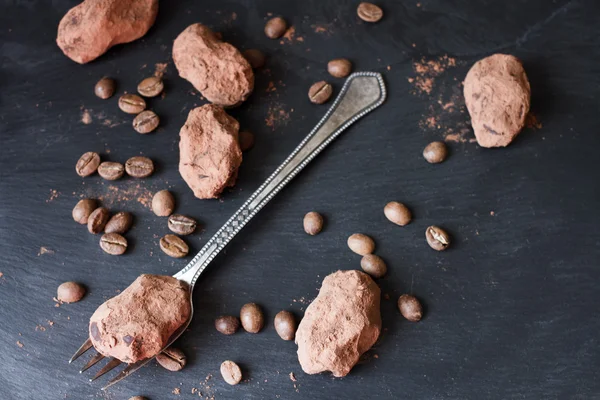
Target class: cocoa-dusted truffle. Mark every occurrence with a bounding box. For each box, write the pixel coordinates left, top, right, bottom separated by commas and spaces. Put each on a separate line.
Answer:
179, 105, 242, 199
464, 54, 531, 147
173, 23, 254, 107
56, 0, 158, 64
89, 274, 190, 363
295, 270, 381, 377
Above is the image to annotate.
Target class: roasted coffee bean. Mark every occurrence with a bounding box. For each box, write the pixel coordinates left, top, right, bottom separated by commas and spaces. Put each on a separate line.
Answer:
303, 211, 324, 235
125, 156, 154, 178
156, 347, 186, 372
384, 201, 412, 226
423, 141, 448, 164
118, 94, 146, 114
264, 17, 287, 39
159, 234, 189, 258
308, 81, 333, 104
398, 294, 423, 322
97, 161, 124, 180
347, 233, 375, 255
239, 131, 254, 152
137, 76, 164, 98
168, 214, 197, 235
274, 310, 296, 341
100, 232, 127, 255
357, 2, 383, 22
220, 360, 242, 385
327, 58, 352, 78
360, 254, 387, 278
242, 49, 266, 69
87, 207, 109, 234
133, 110, 159, 134
128, 397, 147, 400
152, 190, 175, 217
104, 212, 133, 234
425, 225, 450, 251
72, 199, 98, 224
94, 77, 116, 99
240, 303, 264, 333
76, 151, 101, 177
215, 315, 241, 335
57, 281, 86, 303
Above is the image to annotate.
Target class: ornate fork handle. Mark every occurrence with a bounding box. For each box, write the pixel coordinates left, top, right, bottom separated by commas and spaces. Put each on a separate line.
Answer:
174, 72, 386, 287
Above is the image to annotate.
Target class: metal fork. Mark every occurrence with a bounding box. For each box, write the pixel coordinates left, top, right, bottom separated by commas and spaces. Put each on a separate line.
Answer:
69, 71, 386, 390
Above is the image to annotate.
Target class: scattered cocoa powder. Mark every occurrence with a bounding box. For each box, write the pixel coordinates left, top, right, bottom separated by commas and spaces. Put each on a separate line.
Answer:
46, 189, 60, 203
172, 388, 181, 395
526, 113, 542, 130
16, 341, 23, 348
265, 103, 291, 130
81, 108, 92, 124
154, 62, 168, 78
281, 26, 296, 42
38, 247, 55, 256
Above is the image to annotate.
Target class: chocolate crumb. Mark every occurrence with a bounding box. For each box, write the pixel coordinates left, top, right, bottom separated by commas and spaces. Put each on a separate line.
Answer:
289, 372, 297, 382
16, 341, 24, 348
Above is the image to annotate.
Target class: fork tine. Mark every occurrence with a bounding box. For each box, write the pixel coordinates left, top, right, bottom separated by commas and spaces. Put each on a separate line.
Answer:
69, 338, 93, 364
89, 358, 122, 382
80, 351, 105, 373
101, 357, 154, 390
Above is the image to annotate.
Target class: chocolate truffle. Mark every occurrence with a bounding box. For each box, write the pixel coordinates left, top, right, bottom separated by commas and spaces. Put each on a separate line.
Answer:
179, 105, 242, 199
89, 274, 190, 363
295, 270, 381, 377
173, 23, 254, 107
464, 54, 531, 147
56, 0, 158, 64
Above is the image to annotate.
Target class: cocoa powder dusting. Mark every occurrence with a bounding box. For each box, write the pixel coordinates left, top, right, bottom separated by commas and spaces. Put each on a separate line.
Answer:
408, 56, 475, 143
154, 62, 168, 78
93, 184, 153, 209
265, 103, 291, 130
46, 189, 59, 203
81, 108, 92, 124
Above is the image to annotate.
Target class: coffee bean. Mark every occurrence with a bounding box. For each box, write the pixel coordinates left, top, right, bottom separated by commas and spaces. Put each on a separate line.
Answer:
94, 77, 116, 99
152, 190, 175, 217
308, 81, 333, 104
133, 110, 159, 134
327, 58, 352, 78
97, 161, 124, 180
104, 212, 133, 234
398, 294, 423, 322
159, 234, 189, 258
156, 347, 186, 372
384, 201, 412, 226
240, 303, 264, 333
347, 233, 375, 255
76, 151, 101, 177
360, 254, 387, 278
57, 281, 86, 303
239, 131, 254, 152
137, 76, 164, 98
303, 211, 324, 235
423, 141, 448, 164
220, 360, 242, 385
242, 49, 266, 69
125, 156, 154, 178
128, 397, 147, 400
215, 315, 241, 335
264, 17, 287, 39
118, 94, 146, 114
100, 232, 127, 255
274, 310, 296, 341
425, 225, 450, 251
357, 2, 383, 22
72, 199, 98, 224
168, 214, 197, 235
87, 207, 109, 234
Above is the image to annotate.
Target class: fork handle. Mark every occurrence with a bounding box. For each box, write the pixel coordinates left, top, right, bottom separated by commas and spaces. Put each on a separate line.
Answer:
174, 72, 386, 287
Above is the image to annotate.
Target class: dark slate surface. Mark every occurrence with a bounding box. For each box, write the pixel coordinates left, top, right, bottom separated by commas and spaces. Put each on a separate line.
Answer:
1, 0, 599, 399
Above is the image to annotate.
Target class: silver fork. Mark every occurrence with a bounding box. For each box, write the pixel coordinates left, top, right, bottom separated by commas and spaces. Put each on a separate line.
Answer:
69, 71, 386, 390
